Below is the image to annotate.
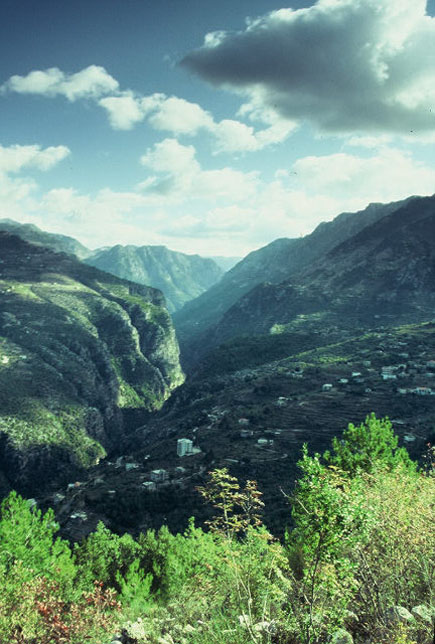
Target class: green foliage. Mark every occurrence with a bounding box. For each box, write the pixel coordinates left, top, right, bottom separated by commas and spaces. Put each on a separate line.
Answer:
0, 415, 433, 644
74, 521, 139, 590
324, 413, 416, 475
0, 492, 75, 591
285, 415, 434, 643
0, 493, 120, 643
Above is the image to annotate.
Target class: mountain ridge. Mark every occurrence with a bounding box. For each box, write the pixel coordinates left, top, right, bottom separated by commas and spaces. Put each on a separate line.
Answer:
86, 243, 223, 312
173, 195, 418, 364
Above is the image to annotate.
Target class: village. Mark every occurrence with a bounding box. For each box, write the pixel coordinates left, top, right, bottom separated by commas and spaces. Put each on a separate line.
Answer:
44, 322, 435, 539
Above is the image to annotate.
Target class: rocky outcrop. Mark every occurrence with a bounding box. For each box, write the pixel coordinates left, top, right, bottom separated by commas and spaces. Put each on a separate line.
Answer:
0, 232, 184, 494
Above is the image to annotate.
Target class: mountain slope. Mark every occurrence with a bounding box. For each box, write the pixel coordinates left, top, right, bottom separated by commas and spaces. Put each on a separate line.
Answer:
86, 245, 223, 312
0, 219, 91, 259
173, 197, 413, 352
0, 232, 184, 494
208, 195, 435, 346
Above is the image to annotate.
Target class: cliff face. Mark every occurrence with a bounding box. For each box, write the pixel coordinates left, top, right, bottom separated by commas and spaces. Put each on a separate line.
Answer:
86, 244, 223, 313
0, 232, 184, 493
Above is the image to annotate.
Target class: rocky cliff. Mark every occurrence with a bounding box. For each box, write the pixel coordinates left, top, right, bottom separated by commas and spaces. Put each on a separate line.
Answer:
0, 232, 184, 494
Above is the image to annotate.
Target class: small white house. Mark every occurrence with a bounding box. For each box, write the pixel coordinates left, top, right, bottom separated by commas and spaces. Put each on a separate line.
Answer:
322, 383, 333, 392
142, 481, 157, 491
240, 429, 254, 438
150, 469, 168, 482
414, 387, 432, 396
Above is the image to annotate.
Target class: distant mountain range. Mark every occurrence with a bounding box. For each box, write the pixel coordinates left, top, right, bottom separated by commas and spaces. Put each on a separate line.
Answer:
0, 220, 225, 313
86, 245, 223, 313
205, 195, 435, 348
173, 196, 426, 364
0, 232, 183, 495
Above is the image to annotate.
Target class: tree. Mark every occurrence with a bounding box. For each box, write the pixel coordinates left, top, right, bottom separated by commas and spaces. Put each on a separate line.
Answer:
323, 413, 415, 475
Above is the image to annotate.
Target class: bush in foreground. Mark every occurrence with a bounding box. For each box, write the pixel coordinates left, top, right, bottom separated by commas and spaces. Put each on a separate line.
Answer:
0, 414, 433, 643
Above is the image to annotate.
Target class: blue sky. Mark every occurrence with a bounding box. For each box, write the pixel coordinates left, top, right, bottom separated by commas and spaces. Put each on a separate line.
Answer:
1, 0, 435, 256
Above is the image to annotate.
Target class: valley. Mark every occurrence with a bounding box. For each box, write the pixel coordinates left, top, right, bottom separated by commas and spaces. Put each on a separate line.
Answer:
0, 195, 434, 542
44, 320, 435, 541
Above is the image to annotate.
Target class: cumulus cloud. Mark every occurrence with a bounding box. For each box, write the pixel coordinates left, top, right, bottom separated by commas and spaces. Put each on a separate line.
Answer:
2, 65, 119, 101
99, 89, 294, 152
98, 93, 149, 130
182, 0, 435, 135
0, 144, 70, 173
138, 137, 259, 202
290, 147, 435, 202
3, 62, 294, 153
148, 96, 215, 135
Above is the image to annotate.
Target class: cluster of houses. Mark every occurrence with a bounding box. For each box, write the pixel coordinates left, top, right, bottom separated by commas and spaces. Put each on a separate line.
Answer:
320, 354, 435, 396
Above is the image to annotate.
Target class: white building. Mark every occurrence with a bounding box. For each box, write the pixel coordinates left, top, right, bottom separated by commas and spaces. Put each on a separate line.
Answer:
177, 438, 193, 457
150, 469, 168, 482
322, 383, 333, 391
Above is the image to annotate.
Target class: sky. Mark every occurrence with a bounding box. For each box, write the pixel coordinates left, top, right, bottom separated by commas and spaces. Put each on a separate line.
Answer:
1, 0, 435, 257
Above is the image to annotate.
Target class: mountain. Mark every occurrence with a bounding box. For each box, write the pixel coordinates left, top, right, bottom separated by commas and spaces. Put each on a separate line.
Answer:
86, 245, 223, 313
173, 197, 413, 357
0, 219, 91, 259
208, 195, 435, 346
0, 232, 184, 495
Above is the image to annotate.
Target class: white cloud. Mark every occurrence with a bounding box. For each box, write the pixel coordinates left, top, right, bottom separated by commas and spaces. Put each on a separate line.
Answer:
3, 61, 294, 153
148, 96, 214, 135
1, 136, 434, 258
138, 138, 259, 202
2, 65, 119, 101
291, 147, 435, 202
182, 0, 435, 135
0, 144, 70, 173
98, 93, 148, 130
212, 120, 260, 153
140, 138, 199, 175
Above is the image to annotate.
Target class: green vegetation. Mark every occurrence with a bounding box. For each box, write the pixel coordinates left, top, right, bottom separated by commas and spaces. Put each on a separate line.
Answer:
0, 235, 184, 490
0, 415, 433, 643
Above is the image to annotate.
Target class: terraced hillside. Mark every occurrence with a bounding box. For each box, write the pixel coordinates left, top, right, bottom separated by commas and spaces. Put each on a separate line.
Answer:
44, 321, 435, 540
0, 232, 184, 495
